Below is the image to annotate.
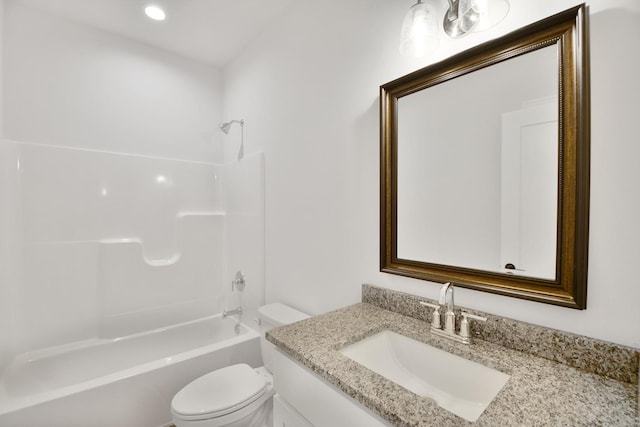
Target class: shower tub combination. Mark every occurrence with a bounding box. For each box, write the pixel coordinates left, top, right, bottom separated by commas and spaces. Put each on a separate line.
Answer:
0, 315, 260, 427
0, 142, 266, 426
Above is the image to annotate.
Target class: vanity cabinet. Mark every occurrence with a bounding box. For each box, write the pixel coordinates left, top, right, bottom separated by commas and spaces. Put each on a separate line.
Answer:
273, 394, 314, 427
272, 348, 391, 427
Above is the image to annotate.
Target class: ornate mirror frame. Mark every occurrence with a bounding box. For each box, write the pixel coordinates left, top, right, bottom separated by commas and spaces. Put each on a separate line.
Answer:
380, 5, 590, 309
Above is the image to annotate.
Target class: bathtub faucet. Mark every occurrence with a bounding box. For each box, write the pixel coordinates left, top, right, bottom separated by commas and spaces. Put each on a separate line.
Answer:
232, 271, 245, 292
223, 306, 243, 318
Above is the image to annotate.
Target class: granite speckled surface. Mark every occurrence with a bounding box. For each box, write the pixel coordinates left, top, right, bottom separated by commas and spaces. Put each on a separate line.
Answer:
267, 302, 639, 426
363, 284, 639, 385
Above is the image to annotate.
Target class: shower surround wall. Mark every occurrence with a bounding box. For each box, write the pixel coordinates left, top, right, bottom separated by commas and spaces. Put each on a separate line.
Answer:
0, 143, 265, 356
0, 1, 264, 368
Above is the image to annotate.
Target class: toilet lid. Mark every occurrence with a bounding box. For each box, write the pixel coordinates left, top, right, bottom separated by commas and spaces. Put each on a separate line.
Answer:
172, 364, 267, 419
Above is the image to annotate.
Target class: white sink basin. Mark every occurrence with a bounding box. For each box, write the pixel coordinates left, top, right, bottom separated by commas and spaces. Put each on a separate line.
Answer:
340, 330, 509, 422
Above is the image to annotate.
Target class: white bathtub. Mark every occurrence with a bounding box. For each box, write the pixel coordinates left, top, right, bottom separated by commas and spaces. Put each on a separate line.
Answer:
0, 315, 261, 427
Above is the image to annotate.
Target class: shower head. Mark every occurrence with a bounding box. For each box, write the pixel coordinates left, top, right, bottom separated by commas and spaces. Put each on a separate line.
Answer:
218, 119, 245, 161
218, 122, 231, 134
218, 119, 244, 134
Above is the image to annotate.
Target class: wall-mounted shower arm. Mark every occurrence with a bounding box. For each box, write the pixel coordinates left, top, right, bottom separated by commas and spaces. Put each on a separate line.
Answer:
218, 119, 245, 161
218, 119, 244, 134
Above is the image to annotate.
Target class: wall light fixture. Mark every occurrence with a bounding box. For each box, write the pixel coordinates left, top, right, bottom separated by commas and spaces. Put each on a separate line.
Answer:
400, 0, 509, 58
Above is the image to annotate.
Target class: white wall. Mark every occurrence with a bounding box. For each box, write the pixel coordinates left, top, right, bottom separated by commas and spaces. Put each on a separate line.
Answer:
0, 0, 3, 136
0, 0, 13, 371
0, 141, 22, 368
3, 1, 223, 162
223, 0, 640, 348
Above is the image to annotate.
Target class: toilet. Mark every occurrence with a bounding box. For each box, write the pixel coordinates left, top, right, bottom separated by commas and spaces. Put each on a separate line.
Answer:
171, 303, 309, 427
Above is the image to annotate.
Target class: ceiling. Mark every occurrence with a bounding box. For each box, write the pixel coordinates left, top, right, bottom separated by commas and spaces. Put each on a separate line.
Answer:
12, 0, 295, 67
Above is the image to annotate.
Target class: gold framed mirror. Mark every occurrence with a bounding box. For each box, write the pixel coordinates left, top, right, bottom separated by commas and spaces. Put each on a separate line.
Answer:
380, 5, 589, 309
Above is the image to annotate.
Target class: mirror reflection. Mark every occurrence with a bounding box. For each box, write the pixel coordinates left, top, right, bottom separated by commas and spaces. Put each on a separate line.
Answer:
397, 45, 558, 279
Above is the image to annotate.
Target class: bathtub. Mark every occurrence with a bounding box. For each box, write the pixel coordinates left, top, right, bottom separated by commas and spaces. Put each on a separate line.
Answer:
0, 315, 261, 427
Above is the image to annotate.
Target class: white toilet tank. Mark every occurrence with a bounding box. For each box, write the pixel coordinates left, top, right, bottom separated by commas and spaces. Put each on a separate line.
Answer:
257, 303, 308, 373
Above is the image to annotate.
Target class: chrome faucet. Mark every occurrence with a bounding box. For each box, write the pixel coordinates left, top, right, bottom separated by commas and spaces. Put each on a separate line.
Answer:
224, 271, 245, 333
223, 306, 243, 319
420, 282, 487, 344
440, 282, 456, 334
224, 272, 244, 317
231, 271, 245, 291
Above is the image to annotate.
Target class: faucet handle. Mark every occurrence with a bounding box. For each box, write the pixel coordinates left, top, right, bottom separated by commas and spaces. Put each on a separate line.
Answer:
460, 311, 487, 342
419, 301, 439, 309
461, 312, 487, 322
419, 301, 442, 329
232, 271, 245, 292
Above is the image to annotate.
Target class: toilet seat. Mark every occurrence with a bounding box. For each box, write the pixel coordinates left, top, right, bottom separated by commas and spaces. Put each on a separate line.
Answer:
172, 364, 267, 421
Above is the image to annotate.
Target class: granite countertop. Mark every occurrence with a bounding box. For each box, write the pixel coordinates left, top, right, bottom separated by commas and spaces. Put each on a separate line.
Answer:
267, 303, 639, 426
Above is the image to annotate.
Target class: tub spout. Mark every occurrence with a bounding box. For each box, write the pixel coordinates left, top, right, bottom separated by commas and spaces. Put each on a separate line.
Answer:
222, 307, 242, 318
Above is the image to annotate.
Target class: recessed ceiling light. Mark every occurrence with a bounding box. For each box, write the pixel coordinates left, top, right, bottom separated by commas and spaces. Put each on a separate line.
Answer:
145, 5, 166, 21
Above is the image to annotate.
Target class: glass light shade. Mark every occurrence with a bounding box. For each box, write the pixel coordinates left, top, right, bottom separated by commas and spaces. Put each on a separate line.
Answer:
457, 0, 481, 33
465, 0, 510, 32
400, 0, 439, 58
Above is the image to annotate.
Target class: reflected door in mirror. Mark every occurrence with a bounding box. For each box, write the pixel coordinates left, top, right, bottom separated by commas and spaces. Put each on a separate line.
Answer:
501, 98, 558, 279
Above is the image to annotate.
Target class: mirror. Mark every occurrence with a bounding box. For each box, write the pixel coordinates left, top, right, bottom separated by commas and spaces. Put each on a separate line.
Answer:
381, 5, 589, 309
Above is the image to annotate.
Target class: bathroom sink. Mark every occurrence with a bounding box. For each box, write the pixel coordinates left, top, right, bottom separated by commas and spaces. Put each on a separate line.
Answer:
340, 330, 510, 422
